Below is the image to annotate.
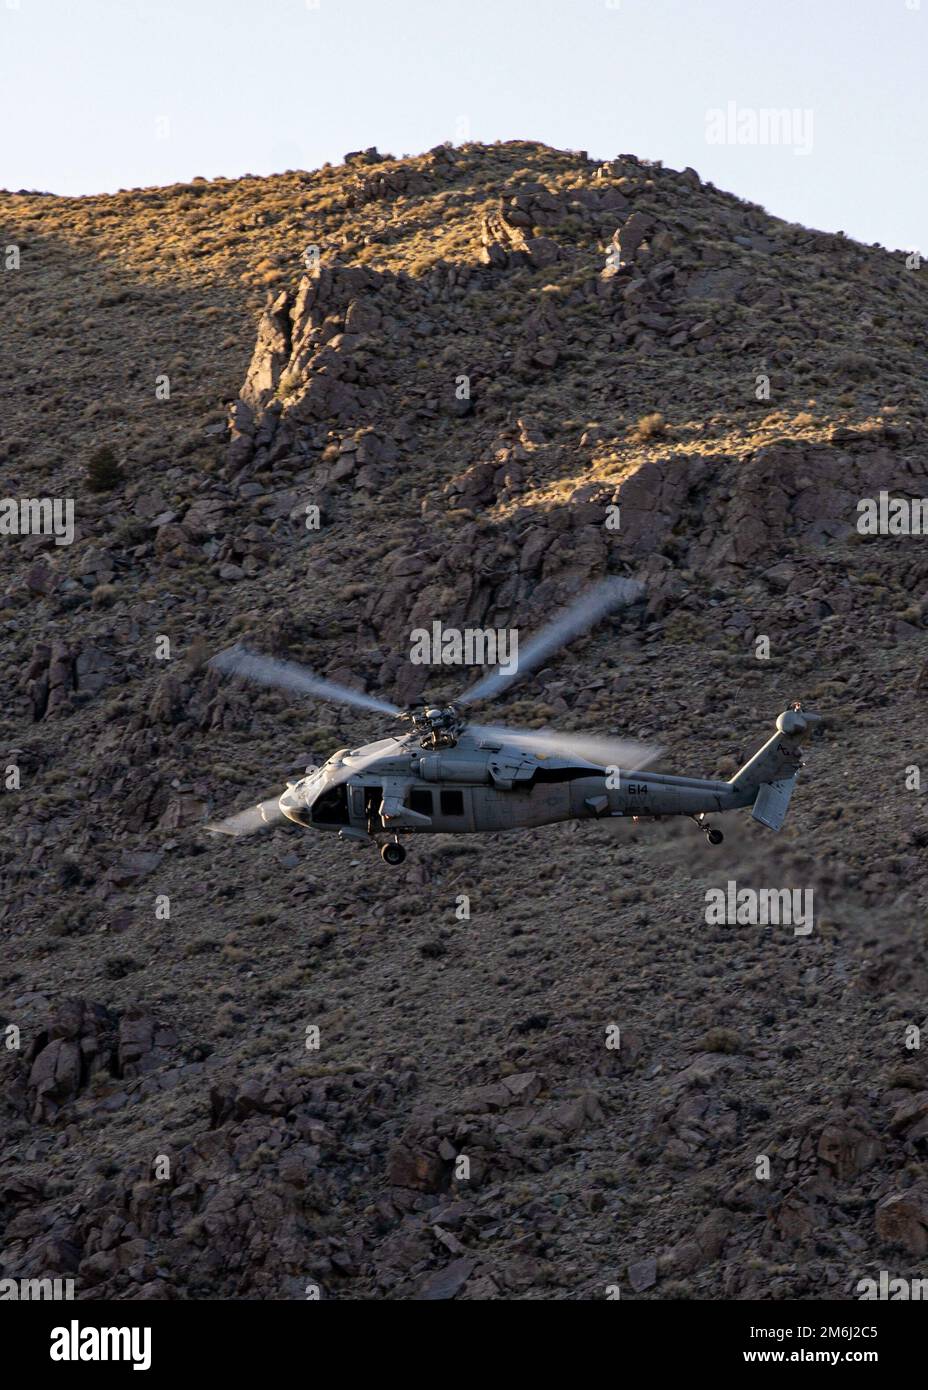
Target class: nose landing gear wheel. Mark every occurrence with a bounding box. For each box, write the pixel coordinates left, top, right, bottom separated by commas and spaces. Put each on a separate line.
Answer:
381, 841, 406, 866
706, 827, 724, 845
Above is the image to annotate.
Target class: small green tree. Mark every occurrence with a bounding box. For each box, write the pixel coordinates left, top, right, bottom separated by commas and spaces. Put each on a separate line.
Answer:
85, 446, 124, 493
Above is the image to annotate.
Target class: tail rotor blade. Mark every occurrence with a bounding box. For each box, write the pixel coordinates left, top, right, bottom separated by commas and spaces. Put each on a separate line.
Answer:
210, 646, 400, 716
456, 577, 644, 708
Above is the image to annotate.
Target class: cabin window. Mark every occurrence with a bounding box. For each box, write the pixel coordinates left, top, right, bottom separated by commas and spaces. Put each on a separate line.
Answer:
440, 789, 465, 815
409, 788, 433, 816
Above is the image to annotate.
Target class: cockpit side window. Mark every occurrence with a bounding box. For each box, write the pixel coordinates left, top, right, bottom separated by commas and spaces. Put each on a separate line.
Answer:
311, 784, 349, 825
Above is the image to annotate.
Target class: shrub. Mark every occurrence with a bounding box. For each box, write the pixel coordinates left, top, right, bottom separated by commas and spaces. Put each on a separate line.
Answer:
276, 368, 301, 397
85, 446, 124, 492
630, 411, 667, 442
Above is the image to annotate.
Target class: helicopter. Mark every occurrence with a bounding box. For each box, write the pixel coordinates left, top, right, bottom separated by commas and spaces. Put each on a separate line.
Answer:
206, 579, 820, 865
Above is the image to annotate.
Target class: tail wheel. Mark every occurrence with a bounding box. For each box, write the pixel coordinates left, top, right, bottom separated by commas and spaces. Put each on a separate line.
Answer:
706, 827, 724, 846
381, 842, 406, 866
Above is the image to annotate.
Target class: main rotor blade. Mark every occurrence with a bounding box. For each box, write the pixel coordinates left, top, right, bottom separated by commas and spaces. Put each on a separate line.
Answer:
205, 797, 286, 838
340, 739, 404, 773
210, 645, 400, 716
468, 722, 660, 771
456, 577, 644, 707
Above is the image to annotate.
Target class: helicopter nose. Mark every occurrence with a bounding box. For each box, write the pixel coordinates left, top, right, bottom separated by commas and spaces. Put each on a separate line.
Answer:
278, 786, 310, 826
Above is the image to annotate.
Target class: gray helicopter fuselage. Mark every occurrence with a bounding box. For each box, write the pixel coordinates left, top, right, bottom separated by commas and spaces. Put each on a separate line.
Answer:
278, 728, 754, 839
207, 585, 817, 855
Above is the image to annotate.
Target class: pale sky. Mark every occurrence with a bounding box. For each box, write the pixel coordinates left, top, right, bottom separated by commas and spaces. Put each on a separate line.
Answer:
1, 0, 924, 251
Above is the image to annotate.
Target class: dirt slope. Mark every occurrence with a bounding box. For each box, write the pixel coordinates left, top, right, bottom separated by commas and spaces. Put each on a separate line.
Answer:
1, 141, 927, 1300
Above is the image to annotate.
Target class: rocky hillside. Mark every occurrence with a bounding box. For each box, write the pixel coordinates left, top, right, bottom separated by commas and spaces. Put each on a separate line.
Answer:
1, 141, 927, 1300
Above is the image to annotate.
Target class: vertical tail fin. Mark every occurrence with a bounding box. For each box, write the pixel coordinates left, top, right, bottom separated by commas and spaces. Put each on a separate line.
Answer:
730, 706, 821, 830
751, 778, 796, 830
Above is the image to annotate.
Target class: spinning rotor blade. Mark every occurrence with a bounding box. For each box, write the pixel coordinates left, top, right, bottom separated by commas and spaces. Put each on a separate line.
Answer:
205, 797, 286, 838
456, 578, 644, 707
342, 743, 404, 773
210, 646, 400, 716
468, 723, 660, 772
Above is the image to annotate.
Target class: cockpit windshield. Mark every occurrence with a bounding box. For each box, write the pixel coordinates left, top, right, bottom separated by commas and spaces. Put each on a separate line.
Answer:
311, 784, 349, 826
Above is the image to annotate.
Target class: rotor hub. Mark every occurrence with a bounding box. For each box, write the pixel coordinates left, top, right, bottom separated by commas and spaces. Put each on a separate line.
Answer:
398, 702, 463, 748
